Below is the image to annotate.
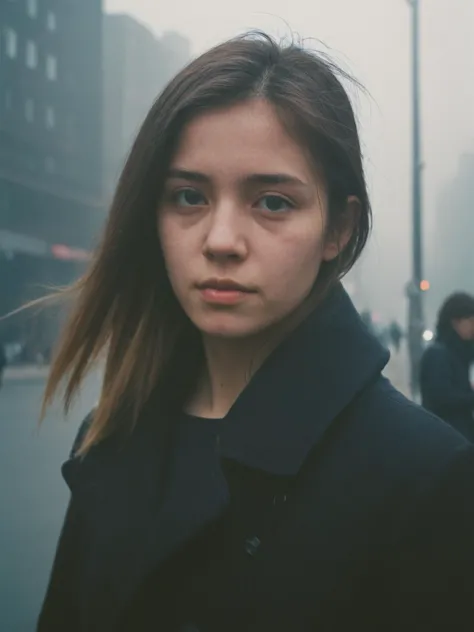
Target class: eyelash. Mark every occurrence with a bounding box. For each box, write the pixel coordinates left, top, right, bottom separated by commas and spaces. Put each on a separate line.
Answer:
168, 187, 296, 213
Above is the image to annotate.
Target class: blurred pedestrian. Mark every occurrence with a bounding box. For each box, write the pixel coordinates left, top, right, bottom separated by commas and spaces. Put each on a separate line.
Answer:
37, 33, 474, 632
389, 320, 403, 353
360, 309, 375, 334
420, 292, 474, 441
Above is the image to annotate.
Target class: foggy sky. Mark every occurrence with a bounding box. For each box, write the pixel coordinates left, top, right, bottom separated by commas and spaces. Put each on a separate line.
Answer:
105, 0, 474, 322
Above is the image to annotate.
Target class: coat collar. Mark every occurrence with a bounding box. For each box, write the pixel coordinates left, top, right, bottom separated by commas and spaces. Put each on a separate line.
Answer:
65, 284, 389, 484
59, 284, 389, 629
219, 283, 389, 475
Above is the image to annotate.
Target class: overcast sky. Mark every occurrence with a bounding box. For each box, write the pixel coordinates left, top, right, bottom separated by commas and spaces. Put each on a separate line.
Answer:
105, 0, 474, 321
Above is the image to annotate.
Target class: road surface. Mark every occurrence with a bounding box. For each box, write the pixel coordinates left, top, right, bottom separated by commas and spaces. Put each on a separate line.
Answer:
0, 371, 100, 632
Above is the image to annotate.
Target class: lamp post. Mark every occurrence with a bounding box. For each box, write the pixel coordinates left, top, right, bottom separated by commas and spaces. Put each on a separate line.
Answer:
406, 0, 425, 399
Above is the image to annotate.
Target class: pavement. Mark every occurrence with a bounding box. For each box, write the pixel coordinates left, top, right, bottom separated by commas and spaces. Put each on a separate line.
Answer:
0, 371, 100, 632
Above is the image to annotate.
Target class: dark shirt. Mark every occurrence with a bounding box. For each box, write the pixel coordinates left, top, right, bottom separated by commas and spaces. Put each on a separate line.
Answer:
131, 412, 227, 631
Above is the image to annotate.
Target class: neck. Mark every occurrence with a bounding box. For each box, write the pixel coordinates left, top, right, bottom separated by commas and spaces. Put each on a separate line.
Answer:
188, 306, 314, 418
186, 291, 328, 418
186, 332, 276, 419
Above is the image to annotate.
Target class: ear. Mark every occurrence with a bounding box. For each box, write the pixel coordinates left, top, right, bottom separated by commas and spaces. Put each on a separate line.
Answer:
322, 196, 361, 262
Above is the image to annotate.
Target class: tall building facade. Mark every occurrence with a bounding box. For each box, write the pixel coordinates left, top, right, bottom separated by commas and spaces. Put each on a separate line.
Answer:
103, 14, 190, 198
0, 0, 103, 353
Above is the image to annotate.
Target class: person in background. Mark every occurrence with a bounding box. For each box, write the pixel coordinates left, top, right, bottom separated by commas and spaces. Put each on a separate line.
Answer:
389, 320, 403, 353
360, 310, 375, 334
420, 292, 474, 441
37, 33, 474, 632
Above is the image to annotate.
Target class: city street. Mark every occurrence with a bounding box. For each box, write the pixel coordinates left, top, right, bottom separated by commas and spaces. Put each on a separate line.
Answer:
0, 372, 100, 632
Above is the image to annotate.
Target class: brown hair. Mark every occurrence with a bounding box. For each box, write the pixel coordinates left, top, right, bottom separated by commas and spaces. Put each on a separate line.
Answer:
43, 32, 371, 454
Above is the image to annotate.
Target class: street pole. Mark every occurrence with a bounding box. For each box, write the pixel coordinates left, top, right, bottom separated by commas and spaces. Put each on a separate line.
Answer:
407, 0, 425, 399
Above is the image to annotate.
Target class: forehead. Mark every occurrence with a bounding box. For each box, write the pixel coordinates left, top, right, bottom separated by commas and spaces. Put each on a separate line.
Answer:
171, 99, 315, 181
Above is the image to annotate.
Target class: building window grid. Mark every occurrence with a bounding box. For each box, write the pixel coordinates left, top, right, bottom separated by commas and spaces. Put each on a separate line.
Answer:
26, 0, 38, 19
45, 105, 55, 130
46, 54, 57, 81
5, 28, 18, 59
26, 40, 38, 69
46, 11, 56, 32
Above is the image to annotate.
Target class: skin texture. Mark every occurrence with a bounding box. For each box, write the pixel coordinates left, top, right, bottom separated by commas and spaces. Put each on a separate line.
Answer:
158, 98, 353, 416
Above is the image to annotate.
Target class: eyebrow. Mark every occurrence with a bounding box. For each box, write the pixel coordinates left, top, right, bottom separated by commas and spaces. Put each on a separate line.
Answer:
167, 169, 208, 182
167, 168, 308, 188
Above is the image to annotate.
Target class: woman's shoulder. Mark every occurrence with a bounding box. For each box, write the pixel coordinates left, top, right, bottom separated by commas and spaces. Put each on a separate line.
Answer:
69, 408, 96, 458
62, 402, 167, 490
421, 340, 450, 364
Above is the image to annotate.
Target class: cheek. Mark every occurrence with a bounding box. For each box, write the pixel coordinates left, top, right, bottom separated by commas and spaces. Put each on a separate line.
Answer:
158, 218, 186, 283
265, 228, 325, 295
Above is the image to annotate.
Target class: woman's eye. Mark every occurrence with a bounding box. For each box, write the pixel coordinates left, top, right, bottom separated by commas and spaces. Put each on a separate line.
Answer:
174, 188, 207, 207
256, 195, 294, 213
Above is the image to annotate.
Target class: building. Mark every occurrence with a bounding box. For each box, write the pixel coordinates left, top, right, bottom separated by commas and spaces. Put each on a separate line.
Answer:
160, 30, 191, 75
426, 152, 474, 322
0, 0, 103, 354
103, 14, 190, 198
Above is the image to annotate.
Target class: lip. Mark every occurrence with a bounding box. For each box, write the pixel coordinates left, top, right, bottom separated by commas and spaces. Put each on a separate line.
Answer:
197, 278, 255, 293
197, 278, 256, 305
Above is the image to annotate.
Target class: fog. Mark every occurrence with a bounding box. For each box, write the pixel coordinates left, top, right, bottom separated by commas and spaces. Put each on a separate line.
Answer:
105, 0, 474, 323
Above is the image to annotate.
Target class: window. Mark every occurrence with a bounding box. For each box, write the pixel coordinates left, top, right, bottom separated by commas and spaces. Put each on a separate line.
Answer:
5, 28, 18, 59
46, 11, 56, 32
46, 54, 57, 81
26, 0, 38, 18
25, 98, 35, 123
26, 40, 38, 68
45, 105, 55, 130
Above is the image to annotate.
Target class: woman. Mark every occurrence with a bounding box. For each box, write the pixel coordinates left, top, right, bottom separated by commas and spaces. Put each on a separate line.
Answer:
421, 292, 474, 441
37, 33, 474, 632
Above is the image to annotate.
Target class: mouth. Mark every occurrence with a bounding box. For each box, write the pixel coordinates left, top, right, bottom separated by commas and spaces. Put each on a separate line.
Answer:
197, 279, 256, 293
196, 279, 256, 305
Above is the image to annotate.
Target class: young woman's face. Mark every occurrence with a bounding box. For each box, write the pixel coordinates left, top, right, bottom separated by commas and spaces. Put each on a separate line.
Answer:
453, 316, 474, 341
158, 99, 343, 339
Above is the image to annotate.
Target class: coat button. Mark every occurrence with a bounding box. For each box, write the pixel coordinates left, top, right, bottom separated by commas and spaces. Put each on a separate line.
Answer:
244, 535, 261, 557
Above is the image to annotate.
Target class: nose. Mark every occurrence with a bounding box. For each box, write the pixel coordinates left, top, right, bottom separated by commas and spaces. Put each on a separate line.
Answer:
203, 204, 248, 263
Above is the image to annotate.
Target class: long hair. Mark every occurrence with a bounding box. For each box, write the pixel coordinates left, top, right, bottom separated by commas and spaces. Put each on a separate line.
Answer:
42, 32, 372, 454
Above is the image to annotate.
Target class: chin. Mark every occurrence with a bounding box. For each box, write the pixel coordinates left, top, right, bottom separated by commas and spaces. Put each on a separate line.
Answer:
192, 312, 269, 340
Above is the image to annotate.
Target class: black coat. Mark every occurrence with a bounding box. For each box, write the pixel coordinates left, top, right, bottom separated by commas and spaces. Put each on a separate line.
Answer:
420, 330, 474, 441
38, 288, 474, 632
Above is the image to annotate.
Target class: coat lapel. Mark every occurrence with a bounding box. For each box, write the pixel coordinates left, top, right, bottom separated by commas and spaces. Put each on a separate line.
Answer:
220, 285, 389, 474
60, 284, 390, 629
62, 407, 230, 630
